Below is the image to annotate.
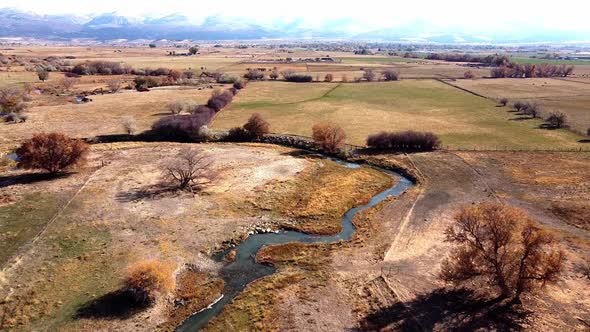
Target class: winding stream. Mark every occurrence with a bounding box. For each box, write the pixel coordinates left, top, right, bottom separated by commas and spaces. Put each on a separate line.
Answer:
177, 159, 414, 331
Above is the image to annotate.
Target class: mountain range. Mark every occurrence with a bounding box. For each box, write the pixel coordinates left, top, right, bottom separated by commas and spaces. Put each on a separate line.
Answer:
0, 8, 588, 43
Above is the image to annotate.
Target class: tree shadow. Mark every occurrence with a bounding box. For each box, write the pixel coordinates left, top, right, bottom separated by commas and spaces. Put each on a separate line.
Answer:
509, 116, 533, 121
279, 150, 324, 160
0, 172, 70, 189
539, 123, 559, 130
578, 139, 590, 143
76, 289, 149, 320
359, 288, 532, 331
115, 184, 183, 202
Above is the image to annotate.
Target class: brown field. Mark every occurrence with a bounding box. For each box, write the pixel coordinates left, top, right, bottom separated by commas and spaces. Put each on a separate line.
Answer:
0, 86, 220, 152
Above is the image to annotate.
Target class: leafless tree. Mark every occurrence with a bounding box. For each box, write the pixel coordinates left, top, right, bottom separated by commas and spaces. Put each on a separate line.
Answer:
61, 77, 78, 91
167, 100, 186, 115
161, 148, 216, 191
464, 70, 475, 79
382, 69, 400, 81
363, 69, 376, 82
107, 79, 122, 92
122, 116, 137, 135
546, 112, 567, 128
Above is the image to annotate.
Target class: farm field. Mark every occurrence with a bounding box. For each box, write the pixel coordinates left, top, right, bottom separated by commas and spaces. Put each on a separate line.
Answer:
212, 80, 586, 150
0, 86, 217, 151
451, 78, 590, 133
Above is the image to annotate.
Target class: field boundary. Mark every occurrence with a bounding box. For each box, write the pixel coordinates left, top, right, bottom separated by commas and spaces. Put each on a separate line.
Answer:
0, 165, 103, 277
435, 78, 495, 101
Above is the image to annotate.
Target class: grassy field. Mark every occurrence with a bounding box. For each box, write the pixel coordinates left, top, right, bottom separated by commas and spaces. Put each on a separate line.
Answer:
212, 80, 586, 150
336, 56, 424, 64
510, 57, 590, 65
451, 78, 590, 133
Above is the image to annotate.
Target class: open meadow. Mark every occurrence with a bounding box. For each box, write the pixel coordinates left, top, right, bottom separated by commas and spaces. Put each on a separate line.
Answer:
212, 80, 586, 150
451, 77, 590, 133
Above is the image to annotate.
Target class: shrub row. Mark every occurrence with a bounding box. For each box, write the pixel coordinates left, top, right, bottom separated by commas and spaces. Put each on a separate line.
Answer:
367, 131, 441, 151
427, 53, 510, 66
151, 81, 248, 140
491, 63, 574, 78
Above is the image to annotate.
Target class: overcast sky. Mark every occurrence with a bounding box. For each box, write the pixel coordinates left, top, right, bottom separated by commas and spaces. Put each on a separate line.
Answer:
3, 0, 590, 32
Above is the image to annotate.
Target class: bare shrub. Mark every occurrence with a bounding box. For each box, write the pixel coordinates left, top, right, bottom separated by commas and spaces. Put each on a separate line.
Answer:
206, 90, 234, 112
3, 112, 27, 123
363, 69, 376, 82
107, 79, 122, 92
280, 70, 295, 80
324, 73, 334, 82
312, 122, 346, 153
124, 260, 175, 304
270, 70, 279, 80
522, 102, 539, 118
546, 112, 567, 128
244, 69, 264, 81
243, 113, 270, 139
61, 77, 78, 90
151, 112, 212, 141
513, 101, 524, 112
162, 148, 216, 191
382, 69, 400, 81
23, 82, 35, 94
499, 98, 508, 107
440, 203, 564, 301
37, 70, 49, 82
233, 80, 247, 90
122, 117, 137, 135
463, 71, 475, 79
0, 86, 28, 114
16, 133, 89, 174
168, 100, 187, 115
367, 131, 441, 151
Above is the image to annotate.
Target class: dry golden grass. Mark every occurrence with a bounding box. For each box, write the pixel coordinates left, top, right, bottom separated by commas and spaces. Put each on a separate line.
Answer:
256, 158, 393, 234
125, 260, 176, 300
0, 86, 214, 150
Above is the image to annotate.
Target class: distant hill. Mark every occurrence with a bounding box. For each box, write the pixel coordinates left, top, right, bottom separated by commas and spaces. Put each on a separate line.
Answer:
0, 8, 588, 43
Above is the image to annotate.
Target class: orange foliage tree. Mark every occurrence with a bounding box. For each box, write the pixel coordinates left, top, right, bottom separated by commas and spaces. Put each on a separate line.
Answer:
440, 203, 564, 302
312, 122, 346, 153
16, 133, 88, 174
124, 260, 175, 304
